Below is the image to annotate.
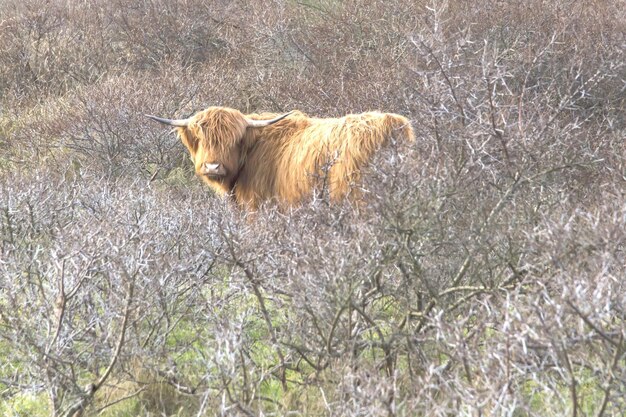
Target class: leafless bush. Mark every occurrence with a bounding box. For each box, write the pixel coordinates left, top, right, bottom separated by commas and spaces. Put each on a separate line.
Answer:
1, 0, 625, 416
0, 0, 249, 102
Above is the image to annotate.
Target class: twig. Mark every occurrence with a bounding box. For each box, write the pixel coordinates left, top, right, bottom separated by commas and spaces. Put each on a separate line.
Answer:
411, 36, 467, 126
560, 344, 578, 417
595, 333, 624, 417
413, 163, 585, 332
61, 268, 135, 417
566, 300, 621, 348
95, 386, 146, 415
221, 226, 289, 390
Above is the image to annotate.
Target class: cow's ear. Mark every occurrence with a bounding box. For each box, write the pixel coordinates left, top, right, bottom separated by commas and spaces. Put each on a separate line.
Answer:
178, 128, 198, 155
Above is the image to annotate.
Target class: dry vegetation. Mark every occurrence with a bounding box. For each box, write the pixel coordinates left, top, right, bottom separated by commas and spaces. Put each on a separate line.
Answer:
1, 0, 625, 416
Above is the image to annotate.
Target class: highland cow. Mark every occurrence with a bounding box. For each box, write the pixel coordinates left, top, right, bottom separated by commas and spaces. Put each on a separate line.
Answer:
147, 107, 414, 209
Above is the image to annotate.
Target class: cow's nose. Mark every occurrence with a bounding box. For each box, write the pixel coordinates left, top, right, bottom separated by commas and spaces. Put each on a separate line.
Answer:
200, 162, 223, 176
204, 162, 220, 171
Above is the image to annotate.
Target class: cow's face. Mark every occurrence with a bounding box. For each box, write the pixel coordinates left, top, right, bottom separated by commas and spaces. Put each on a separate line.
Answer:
178, 108, 248, 187
146, 107, 292, 190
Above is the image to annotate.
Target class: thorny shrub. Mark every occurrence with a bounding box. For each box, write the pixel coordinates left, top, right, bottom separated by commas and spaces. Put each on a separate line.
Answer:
1, 0, 625, 416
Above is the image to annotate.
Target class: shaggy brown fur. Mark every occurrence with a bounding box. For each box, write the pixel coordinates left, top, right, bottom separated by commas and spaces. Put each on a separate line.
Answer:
175, 106, 414, 208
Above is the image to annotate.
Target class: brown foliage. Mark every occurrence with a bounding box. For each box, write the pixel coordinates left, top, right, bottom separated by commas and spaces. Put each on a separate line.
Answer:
0, 0, 624, 416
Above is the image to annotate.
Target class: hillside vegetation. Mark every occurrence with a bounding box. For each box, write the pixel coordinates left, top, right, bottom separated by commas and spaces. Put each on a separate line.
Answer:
0, 1, 624, 416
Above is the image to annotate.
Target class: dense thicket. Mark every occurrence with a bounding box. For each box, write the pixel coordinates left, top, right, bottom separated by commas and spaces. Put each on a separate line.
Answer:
1, 1, 624, 416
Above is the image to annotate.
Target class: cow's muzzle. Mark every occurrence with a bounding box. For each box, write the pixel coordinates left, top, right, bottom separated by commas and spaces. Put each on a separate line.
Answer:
199, 162, 226, 177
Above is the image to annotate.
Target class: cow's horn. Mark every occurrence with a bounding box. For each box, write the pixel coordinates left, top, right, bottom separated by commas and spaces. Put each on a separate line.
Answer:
246, 111, 293, 128
145, 114, 190, 127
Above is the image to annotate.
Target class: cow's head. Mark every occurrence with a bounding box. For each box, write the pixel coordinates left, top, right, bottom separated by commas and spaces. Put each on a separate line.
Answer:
146, 107, 292, 188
